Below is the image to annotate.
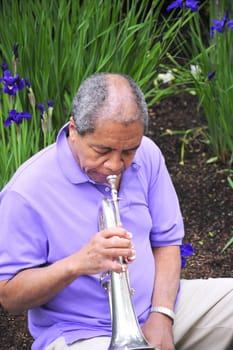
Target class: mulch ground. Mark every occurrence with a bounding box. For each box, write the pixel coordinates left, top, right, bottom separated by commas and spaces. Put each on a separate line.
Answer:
148, 93, 233, 280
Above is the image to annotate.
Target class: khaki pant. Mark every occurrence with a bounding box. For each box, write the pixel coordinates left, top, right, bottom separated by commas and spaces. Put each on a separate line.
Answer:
46, 278, 233, 350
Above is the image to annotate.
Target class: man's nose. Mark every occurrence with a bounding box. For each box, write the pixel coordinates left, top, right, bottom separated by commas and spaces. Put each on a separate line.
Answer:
104, 152, 123, 172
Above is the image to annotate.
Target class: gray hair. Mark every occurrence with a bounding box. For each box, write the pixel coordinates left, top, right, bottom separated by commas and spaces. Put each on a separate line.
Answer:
71, 72, 148, 135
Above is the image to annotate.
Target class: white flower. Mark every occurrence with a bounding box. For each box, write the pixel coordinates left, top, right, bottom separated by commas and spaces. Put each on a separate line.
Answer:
190, 64, 201, 78
154, 70, 175, 86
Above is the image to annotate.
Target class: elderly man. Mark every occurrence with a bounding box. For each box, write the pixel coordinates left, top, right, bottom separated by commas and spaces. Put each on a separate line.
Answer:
0, 73, 232, 350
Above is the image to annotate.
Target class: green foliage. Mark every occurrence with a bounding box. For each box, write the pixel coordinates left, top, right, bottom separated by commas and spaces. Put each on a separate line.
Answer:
0, 0, 186, 127
155, 0, 233, 166
190, 5, 233, 165
222, 236, 233, 252
0, 68, 55, 187
0, 0, 197, 189
162, 126, 208, 166
227, 172, 233, 189
153, 0, 233, 250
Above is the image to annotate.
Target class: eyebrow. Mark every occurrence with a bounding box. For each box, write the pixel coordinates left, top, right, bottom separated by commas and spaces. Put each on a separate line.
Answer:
92, 144, 140, 152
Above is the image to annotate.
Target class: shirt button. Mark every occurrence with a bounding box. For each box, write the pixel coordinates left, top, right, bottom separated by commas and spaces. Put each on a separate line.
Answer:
105, 187, 110, 192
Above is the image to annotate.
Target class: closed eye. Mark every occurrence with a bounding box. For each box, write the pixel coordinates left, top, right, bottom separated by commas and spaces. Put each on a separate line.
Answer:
92, 145, 139, 156
93, 148, 112, 155
122, 149, 136, 156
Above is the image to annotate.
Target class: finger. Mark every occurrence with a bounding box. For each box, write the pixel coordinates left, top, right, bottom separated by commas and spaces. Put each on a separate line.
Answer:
101, 227, 132, 240
105, 247, 136, 259
110, 235, 133, 247
109, 260, 128, 273
124, 251, 136, 263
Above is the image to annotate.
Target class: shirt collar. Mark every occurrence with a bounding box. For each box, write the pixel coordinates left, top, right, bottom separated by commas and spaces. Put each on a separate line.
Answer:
56, 123, 88, 184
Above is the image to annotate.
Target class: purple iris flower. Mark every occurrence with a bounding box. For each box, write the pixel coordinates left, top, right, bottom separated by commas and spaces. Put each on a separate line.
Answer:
24, 77, 31, 89
47, 100, 54, 108
167, 0, 199, 12
37, 103, 46, 120
0, 70, 25, 95
13, 43, 19, 59
38, 101, 54, 119
227, 20, 233, 30
210, 10, 233, 36
207, 70, 216, 80
167, 0, 183, 11
186, 0, 199, 12
180, 243, 194, 268
3, 109, 32, 126
1, 62, 8, 72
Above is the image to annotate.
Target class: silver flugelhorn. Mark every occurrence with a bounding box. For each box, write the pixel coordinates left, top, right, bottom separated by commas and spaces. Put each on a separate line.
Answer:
99, 175, 155, 350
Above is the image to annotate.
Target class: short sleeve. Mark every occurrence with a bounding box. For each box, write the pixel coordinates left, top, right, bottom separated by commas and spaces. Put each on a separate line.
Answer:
148, 150, 184, 246
0, 191, 48, 280
135, 137, 184, 247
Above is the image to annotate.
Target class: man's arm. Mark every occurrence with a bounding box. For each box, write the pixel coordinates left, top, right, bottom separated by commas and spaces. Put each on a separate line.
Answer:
142, 245, 181, 350
0, 227, 134, 314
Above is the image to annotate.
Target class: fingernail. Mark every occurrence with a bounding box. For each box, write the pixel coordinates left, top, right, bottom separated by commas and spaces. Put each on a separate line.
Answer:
127, 231, 133, 239
125, 254, 136, 263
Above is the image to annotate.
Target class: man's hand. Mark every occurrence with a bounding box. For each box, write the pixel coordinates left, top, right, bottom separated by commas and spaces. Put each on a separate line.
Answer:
143, 246, 180, 350
74, 227, 135, 275
142, 312, 175, 350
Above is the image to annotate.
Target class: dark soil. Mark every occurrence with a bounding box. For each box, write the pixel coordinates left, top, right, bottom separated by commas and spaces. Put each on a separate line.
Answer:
0, 93, 232, 349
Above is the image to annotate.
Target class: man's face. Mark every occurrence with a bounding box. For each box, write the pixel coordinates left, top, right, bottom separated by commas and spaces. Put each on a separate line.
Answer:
68, 117, 144, 183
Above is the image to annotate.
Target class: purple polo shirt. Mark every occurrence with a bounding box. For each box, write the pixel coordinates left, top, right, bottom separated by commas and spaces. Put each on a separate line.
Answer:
0, 124, 184, 349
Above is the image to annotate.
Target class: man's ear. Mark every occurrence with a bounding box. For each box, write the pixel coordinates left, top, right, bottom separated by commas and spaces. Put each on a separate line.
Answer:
69, 116, 77, 131
69, 116, 75, 128
69, 116, 76, 141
